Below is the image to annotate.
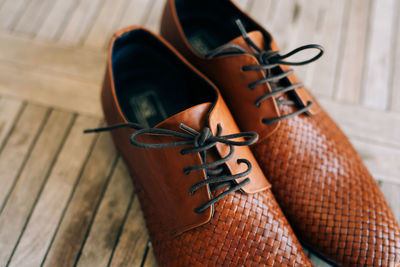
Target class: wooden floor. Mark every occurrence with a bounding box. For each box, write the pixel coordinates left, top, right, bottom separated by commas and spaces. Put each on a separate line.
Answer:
0, 0, 399, 266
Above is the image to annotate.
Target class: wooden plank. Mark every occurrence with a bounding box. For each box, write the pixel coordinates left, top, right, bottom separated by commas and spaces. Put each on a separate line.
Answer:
318, 98, 400, 183
84, 0, 130, 50
13, 0, 56, 36
144, 0, 166, 32
0, 0, 31, 30
335, 0, 370, 104
36, 0, 80, 40
319, 98, 400, 148
0, 104, 48, 210
380, 182, 400, 222
0, 61, 102, 117
43, 132, 118, 267
234, 0, 251, 11
0, 110, 73, 266
351, 138, 400, 184
246, 0, 273, 27
117, 0, 153, 30
0, 34, 104, 116
0, 0, 6, 10
268, 0, 296, 50
307, 0, 346, 97
361, 0, 397, 110
0, 33, 106, 84
143, 244, 158, 267
7, 115, 100, 267
58, 0, 105, 46
76, 159, 134, 267
0, 97, 23, 148
109, 197, 149, 267
309, 254, 332, 267
389, 1, 400, 112
285, 0, 322, 86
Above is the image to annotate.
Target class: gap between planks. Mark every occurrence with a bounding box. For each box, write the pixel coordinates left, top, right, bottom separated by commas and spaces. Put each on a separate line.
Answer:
0, 0, 396, 264
0, 104, 50, 212
7, 115, 101, 267
0, 109, 75, 265
42, 132, 119, 267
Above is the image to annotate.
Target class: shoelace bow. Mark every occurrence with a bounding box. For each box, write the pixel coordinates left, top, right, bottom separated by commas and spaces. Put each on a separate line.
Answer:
206, 19, 324, 124
84, 122, 258, 213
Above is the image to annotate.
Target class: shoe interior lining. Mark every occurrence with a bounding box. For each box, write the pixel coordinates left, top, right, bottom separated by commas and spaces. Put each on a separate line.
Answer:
112, 29, 215, 127
175, 0, 267, 55
174, 0, 301, 108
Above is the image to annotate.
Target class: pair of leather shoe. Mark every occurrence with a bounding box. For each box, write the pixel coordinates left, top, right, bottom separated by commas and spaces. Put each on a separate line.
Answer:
86, 0, 400, 266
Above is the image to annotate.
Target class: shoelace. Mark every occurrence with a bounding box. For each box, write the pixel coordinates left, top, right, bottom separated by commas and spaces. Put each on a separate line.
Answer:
206, 19, 324, 124
84, 122, 258, 213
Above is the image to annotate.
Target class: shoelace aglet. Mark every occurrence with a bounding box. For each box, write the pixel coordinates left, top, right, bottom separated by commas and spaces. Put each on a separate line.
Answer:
235, 19, 247, 38
83, 122, 143, 134
179, 123, 198, 136
83, 129, 98, 134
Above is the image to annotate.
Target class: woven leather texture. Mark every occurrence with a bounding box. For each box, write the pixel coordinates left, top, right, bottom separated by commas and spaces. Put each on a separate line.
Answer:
103, 25, 313, 265
134, 181, 311, 266
251, 102, 400, 267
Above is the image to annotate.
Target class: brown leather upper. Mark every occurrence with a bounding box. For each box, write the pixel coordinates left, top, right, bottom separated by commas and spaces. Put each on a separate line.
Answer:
160, 0, 400, 266
101, 26, 312, 266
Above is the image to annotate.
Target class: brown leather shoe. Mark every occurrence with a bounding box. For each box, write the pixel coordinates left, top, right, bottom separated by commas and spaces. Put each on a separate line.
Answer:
160, 1, 400, 266
86, 26, 312, 266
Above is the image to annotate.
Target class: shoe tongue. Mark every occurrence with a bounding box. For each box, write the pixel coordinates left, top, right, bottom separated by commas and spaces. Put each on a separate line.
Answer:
228, 30, 266, 52
155, 102, 212, 132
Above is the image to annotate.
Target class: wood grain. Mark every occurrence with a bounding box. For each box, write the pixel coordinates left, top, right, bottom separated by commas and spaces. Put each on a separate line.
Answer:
43, 132, 118, 267
76, 159, 134, 267
144, 0, 166, 32
0, 104, 48, 209
109, 197, 149, 267
320, 98, 400, 184
268, 0, 296, 50
319, 98, 400, 148
362, 0, 397, 110
117, 0, 153, 30
143, 244, 158, 267
351, 138, 400, 184
84, 0, 130, 50
0, 97, 23, 148
0, 62, 102, 117
0, 33, 106, 84
285, 0, 321, 86
246, 0, 272, 24
0, 0, 31, 30
335, 0, 370, 104
380, 182, 400, 222
7, 115, 100, 267
307, 0, 346, 97
0, 110, 73, 265
13, 0, 56, 36
0, 1, 398, 266
35, 0, 79, 40
390, 0, 400, 112
58, 0, 105, 46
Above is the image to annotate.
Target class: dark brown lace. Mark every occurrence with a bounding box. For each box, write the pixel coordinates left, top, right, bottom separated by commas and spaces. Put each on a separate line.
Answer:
84, 123, 258, 213
206, 20, 324, 124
